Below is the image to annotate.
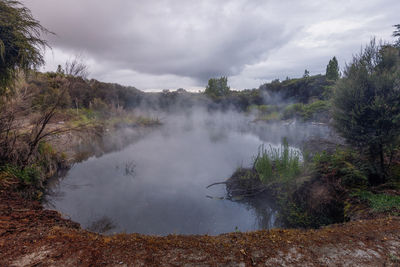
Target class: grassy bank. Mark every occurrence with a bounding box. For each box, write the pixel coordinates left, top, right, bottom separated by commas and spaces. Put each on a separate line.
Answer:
227, 139, 400, 229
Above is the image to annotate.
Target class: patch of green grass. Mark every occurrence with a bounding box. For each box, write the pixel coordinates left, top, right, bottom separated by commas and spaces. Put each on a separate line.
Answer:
257, 111, 281, 122
106, 115, 160, 127
135, 116, 161, 126
66, 108, 101, 127
247, 104, 279, 114
352, 190, 400, 212
254, 138, 301, 184
282, 100, 330, 121
282, 103, 304, 119
0, 164, 40, 185
38, 141, 56, 156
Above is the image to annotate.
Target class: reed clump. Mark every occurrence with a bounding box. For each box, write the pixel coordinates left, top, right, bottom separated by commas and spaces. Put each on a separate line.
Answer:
254, 138, 301, 184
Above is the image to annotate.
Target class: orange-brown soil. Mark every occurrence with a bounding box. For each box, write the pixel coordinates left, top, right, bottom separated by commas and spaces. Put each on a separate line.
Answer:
1, 183, 400, 267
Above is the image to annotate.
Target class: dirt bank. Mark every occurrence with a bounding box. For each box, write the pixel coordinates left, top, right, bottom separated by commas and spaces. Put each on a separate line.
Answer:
1, 184, 400, 266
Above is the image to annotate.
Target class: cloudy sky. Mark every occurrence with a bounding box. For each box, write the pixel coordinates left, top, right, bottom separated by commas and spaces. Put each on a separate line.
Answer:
23, 0, 399, 91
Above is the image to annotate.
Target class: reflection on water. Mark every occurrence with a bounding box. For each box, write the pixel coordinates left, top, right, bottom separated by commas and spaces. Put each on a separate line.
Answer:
45, 110, 330, 235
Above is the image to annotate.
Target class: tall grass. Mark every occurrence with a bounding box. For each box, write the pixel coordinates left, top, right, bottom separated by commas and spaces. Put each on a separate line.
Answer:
254, 138, 301, 184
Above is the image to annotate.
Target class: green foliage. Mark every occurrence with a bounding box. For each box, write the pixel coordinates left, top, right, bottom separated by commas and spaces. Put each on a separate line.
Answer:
204, 76, 230, 98
254, 138, 301, 184
91, 97, 109, 113
66, 108, 100, 127
260, 74, 334, 103
282, 100, 330, 121
282, 103, 304, 119
302, 100, 330, 120
333, 40, 400, 183
322, 85, 334, 99
31, 82, 71, 111
313, 149, 368, 189
248, 104, 281, 121
38, 141, 55, 156
0, 164, 39, 184
325, 56, 340, 81
247, 104, 279, 114
277, 198, 318, 228
352, 190, 400, 213
257, 111, 281, 122
0, 0, 50, 94
278, 194, 344, 228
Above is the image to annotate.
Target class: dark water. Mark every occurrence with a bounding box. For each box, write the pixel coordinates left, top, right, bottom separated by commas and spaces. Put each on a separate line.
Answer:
45, 110, 330, 235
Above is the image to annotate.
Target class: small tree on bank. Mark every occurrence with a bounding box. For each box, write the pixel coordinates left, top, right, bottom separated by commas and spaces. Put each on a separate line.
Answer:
333, 39, 400, 184
204, 76, 230, 98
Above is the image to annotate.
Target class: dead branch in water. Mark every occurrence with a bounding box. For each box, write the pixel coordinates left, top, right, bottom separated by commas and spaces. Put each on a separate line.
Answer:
206, 181, 228, 189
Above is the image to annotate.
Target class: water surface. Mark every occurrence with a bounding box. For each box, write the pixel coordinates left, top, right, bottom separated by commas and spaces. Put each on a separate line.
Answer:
45, 111, 329, 235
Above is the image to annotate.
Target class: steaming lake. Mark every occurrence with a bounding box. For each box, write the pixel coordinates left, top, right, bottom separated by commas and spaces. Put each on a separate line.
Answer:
45, 111, 330, 235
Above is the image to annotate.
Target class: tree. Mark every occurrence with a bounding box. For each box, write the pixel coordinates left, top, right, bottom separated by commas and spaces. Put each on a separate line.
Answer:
56, 65, 64, 75
0, 0, 50, 94
326, 56, 339, 81
303, 69, 310, 78
64, 55, 89, 79
204, 76, 230, 98
333, 39, 400, 184
394, 24, 400, 47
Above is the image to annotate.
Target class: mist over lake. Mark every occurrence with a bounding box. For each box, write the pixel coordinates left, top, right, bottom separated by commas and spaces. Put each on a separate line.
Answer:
45, 109, 330, 235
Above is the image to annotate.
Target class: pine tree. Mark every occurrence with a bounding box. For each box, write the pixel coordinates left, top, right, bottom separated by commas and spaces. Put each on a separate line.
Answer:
326, 56, 339, 81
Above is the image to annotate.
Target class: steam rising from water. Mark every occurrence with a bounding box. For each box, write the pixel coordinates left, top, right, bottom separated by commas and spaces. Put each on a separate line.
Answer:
45, 109, 332, 235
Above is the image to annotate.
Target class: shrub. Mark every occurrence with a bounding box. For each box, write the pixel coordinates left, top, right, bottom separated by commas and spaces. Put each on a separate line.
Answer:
313, 149, 368, 189
333, 40, 400, 184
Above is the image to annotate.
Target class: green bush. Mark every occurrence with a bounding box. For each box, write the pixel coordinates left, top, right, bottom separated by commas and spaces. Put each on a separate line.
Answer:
313, 149, 368, 189
302, 100, 330, 120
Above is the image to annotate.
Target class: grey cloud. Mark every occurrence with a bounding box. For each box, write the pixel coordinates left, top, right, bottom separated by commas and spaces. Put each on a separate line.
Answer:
23, 0, 293, 83
22, 0, 400, 90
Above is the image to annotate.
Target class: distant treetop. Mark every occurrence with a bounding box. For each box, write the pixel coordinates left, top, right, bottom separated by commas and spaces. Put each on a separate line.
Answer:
394, 24, 400, 46
326, 56, 340, 81
204, 77, 230, 98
